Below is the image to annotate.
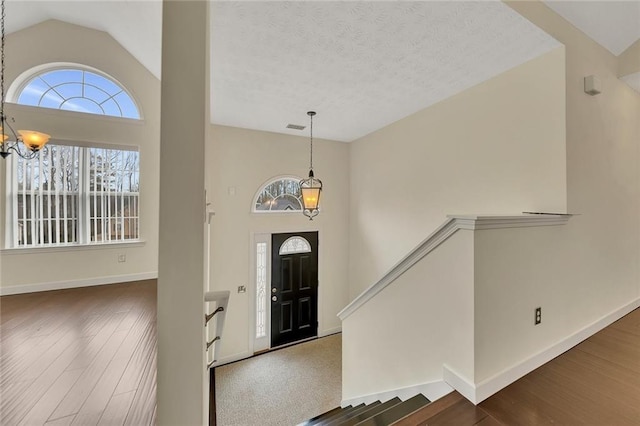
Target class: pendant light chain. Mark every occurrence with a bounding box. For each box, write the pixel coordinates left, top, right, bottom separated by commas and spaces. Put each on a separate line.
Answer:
1, 0, 5, 121
0, 0, 50, 160
309, 111, 313, 171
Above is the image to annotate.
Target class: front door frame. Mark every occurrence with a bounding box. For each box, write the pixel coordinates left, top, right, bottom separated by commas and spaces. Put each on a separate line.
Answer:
249, 229, 321, 354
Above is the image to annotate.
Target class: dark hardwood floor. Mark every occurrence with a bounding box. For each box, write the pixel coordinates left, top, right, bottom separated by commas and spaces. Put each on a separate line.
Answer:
395, 307, 640, 425
2, 280, 638, 426
480, 307, 640, 425
0, 280, 156, 425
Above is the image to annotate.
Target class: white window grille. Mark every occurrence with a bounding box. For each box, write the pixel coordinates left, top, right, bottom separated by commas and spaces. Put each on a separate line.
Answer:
256, 242, 268, 338
279, 236, 311, 255
15, 67, 140, 119
13, 145, 80, 245
88, 148, 140, 243
7, 143, 140, 247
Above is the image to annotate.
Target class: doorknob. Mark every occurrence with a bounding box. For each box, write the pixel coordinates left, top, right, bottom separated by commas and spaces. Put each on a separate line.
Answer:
272, 288, 277, 293
272, 295, 277, 302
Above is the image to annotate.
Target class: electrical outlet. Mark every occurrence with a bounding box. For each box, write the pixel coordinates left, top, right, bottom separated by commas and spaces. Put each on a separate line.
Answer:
535, 307, 542, 325
118, 254, 126, 263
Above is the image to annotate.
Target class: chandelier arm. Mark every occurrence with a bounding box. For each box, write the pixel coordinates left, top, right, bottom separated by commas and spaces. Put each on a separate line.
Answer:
1, 141, 39, 159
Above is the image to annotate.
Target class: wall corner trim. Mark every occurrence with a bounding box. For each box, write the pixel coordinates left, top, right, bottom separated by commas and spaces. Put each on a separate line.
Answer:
0, 271, 158, 296
338, 214, 572, 320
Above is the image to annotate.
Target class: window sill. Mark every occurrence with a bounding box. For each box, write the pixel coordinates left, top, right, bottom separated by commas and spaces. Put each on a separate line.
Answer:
1, 240, 146, 255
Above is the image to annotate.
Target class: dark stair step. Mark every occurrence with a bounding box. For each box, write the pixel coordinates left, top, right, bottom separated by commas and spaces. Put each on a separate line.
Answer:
391, 391, 463, 425
308, 403, 365, 426
353, 394, 430, 426
322, 401, 381, 426
298, 406, 344, 426
339, 397, 403, 426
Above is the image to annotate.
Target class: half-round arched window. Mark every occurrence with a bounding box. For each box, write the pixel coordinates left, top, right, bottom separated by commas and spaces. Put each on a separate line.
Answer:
253, 176, 303, 212
13, 65, 140, 119
279, 236, 312, 255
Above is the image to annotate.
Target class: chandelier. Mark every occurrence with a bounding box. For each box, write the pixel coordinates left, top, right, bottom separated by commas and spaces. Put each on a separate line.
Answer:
300, 111, 322, 220
0, 0, 50, 160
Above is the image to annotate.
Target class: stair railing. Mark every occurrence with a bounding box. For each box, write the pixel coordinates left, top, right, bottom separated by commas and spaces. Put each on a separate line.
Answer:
205, 290, 230, 368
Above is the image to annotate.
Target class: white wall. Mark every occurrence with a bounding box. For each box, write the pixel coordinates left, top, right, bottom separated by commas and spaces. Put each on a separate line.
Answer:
342, 229, 474, 401
348, 47, 567, 299
342, 1, 639, 404
207, 124, 350, 362
506, 0, 640, 349
0, 20, 160, 292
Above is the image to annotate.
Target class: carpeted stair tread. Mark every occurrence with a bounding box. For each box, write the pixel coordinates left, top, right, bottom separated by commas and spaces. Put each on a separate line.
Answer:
299, 406, 344, 425
339, 397, 403, 426
353, 394, 430, 426
322, 401, 382, 426
311, 403, 365, 425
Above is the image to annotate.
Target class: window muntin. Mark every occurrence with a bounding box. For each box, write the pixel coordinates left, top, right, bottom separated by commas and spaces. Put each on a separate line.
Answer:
16, 68, 140, 119
253, 177, 303, 212
278, 236, 311, 255
8, 143, 140, 247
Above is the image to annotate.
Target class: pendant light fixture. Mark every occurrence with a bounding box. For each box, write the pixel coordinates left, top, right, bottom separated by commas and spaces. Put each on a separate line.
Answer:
300, 111, 322, 220
0, 0, 50, 160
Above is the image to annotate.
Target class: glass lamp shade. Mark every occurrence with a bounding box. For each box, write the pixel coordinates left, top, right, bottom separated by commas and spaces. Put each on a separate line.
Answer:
18, 130, 50, 151
300, 170, 322, 220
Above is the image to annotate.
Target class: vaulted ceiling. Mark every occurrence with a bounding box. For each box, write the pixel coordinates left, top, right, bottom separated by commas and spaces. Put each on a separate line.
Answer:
5, 1, 639, 142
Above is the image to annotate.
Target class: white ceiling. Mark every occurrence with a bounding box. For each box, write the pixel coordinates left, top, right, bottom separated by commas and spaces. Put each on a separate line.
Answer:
543, 1, 640, 56
5, 1, 636, 142
210, 1, 560, 141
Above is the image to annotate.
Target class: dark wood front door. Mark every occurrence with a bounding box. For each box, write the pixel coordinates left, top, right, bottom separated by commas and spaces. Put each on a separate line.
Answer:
271, 232, 318, 348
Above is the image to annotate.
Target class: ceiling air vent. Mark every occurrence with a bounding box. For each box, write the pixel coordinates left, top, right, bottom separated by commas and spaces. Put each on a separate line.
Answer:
286, 124, 306, 131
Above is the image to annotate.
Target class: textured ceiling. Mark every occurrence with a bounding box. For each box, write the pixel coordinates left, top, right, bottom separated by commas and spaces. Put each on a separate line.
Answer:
7, 1, 563, 142
543, 1, 640, 56
211, 1, 560, 141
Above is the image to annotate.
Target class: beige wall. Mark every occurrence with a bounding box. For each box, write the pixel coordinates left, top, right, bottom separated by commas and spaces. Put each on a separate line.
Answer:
343, 0, 639, 402
0, 20, 160, 291
618, 39, 640, 78
348, 47, 567, 299
207, 125, 350, 362
507, 0, 640, 324
342, 229, 474, 401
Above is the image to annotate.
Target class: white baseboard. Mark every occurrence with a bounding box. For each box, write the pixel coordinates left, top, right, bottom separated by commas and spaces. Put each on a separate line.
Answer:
442, 365, 477, 403
341, 380, 454, 408
0, 272, 158, 296
444, 297, 640, 404
319, 326, 342, 337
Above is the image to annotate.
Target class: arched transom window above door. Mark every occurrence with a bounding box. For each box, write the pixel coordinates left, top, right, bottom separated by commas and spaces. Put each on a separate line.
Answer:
278, 236, 312, 255
253, 176, 303, 212
12, 65, 141, 119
